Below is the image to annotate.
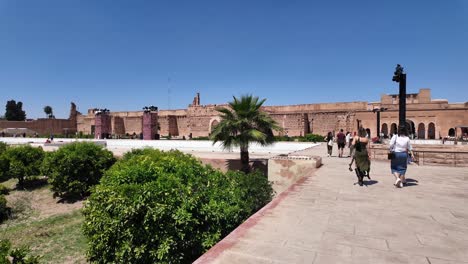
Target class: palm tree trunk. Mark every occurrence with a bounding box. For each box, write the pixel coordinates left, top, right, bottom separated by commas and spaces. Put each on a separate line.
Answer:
240, 145, 250, 173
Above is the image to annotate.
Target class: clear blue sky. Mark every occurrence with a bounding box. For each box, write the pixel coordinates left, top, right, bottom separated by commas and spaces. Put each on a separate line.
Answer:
1, 0, 467, 119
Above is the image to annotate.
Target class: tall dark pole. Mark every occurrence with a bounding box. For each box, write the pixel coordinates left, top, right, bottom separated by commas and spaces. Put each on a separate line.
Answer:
376, 111, 380, 139
399, 74, 406, 129
393, 64, 406, 130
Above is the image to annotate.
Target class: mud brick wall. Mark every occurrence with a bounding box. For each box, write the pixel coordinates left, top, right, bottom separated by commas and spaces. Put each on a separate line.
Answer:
94, 114, 111, 139
142, 112, 158, 140
0, 119, 76, 136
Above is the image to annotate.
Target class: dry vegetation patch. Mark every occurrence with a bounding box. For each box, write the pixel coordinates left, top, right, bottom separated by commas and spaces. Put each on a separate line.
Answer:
1, 179, 86, 263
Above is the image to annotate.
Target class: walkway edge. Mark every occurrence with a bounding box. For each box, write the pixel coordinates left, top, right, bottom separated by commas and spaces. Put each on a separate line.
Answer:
193, 173, 314, 264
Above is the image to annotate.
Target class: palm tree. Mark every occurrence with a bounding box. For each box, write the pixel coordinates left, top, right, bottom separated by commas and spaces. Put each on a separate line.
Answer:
211, 95, 282, 173
43, 106, 54, 118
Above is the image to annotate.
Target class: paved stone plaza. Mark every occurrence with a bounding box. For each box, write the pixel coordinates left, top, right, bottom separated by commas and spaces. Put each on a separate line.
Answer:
196, 144, 468, 264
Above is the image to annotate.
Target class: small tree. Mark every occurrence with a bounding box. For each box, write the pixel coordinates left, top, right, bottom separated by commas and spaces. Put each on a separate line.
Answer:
5, 100, 26, 121
43, 142, 116, 198
43, 105, 54, 119
3, 145, 44, 188
210, 95, 281, 173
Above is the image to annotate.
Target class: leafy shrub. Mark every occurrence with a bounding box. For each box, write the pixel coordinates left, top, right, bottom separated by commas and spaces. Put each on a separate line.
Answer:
0, 239, 11, 263
3, 146, 44, 188
0, 239, 40, 264
0, 142, 7, 153
191, 136, 210, 140
83, 149, 273, 264
0, 195, 10, 223
273, 135, 293, 142
303, 133, 325, 142
0, 185, 9, 195
42, 142, 116, 198
0, 143, 10, 182
274, 134, 325, 142
0, 157, 9, 182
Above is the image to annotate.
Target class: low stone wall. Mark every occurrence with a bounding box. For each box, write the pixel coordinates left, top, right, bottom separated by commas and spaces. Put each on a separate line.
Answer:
268, 155, 321, 195
370, 144, 468, 167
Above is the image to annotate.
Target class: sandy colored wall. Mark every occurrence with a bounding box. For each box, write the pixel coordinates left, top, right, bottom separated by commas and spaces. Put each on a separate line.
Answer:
268, 156, 321, 194
263, 101, 367, 113
356, 108, 468, 139
0, 119, 76, 135
73, 89, 468, 139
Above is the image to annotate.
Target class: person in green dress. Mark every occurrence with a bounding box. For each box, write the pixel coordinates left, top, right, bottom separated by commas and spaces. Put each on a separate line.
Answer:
351, 126, 371, 186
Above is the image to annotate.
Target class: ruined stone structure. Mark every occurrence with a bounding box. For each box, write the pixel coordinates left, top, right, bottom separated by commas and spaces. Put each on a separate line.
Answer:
2, 90, 467, 140
75, 89, 468, 140
0, 103, 79, 136
362, 89, 468, 139
142, 111, 159, 140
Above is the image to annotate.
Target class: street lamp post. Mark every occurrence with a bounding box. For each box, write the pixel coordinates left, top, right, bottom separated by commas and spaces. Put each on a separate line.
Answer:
392, 64, 406, 130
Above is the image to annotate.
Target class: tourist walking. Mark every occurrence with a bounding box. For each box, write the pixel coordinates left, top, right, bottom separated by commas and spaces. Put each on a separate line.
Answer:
389, 126, 414, 188
349, 131, 356, 157
336, 129, 346, 158
325, 131, 334, 157
345, 131, 351, 157
352, 127, 371, 186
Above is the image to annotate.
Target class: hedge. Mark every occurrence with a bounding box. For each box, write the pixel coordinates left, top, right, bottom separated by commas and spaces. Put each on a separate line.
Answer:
83, 149, 273, 263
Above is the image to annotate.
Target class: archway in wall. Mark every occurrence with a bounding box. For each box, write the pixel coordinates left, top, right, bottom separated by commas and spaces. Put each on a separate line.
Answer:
210, 120, 219, 132
417, 123, 425, 139
428, 123, 435, 139
448, 128, 455, 137
462, 127, 468, 138
381, 123, 388, 138
366, 128, 371, 138
406, 120, 416, 138
391, 123, 397, 135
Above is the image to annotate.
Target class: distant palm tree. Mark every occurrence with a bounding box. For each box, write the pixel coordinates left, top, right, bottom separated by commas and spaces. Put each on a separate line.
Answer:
211, 95, 281, 173
43, 105, 54, 118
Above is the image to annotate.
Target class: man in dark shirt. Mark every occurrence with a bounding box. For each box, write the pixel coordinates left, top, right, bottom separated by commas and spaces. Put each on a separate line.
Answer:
336, 129, 346, 158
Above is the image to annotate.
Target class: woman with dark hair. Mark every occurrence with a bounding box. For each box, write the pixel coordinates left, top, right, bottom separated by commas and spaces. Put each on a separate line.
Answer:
389, 126, 414, 188
351, 126, 371, 186
325, 131, 334, 157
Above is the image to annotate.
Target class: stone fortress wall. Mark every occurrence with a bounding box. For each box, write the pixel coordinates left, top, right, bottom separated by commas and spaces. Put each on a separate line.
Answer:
2, 89, 468, 140
0, 103, 78, 136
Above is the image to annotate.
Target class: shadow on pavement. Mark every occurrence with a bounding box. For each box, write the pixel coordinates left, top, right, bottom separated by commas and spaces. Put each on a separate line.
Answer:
364, 180, 378, 185
403, 178, 419, 187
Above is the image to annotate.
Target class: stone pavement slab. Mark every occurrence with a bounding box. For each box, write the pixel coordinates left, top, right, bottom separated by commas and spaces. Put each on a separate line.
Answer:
195, 144, 468, 264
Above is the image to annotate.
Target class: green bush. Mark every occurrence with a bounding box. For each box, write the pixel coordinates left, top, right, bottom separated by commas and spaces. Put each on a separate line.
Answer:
0, 239, 40, 264
0, 195, 10, 223
42, 142, 116, 198
303, 133, 325, 142
274, 134, 325, 142
0, 143, 9, 182
0, 142, 7, 153
0, 239, 11, 264
0, 185, 9, 195
3, 146, 44, 188
83, 149, 273, 264
191, 136, 210, 140
274, 135, 293, 142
